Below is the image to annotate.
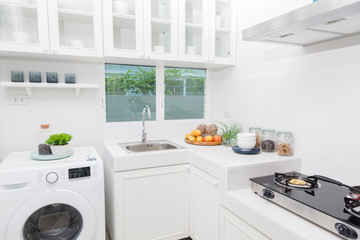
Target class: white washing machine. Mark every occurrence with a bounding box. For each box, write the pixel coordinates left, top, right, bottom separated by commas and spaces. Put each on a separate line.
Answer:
0, 146, 105, 240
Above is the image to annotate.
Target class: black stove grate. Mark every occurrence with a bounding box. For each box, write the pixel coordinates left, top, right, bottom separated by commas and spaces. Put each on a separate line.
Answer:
274, 172, 320, 190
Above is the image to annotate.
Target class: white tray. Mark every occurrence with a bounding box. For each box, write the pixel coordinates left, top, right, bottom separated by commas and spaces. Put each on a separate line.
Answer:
30, 149, 73, 161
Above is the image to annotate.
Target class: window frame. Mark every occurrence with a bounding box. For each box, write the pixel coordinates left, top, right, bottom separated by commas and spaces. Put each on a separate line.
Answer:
103, 64, 209, 124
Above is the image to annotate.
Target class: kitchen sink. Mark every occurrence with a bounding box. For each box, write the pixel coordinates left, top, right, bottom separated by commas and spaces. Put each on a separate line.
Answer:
119, 140, 185, 153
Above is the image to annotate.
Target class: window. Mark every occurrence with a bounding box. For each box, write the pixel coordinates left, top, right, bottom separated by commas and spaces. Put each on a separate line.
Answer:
105, 64, 206, 122
105, 64, 156, 122
164, 67, 205, 120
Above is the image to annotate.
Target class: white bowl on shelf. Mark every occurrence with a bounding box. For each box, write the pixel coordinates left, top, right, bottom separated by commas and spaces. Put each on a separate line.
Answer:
153, 45, 165, 53
70, 40, 85, 48
113, 0, 129, 14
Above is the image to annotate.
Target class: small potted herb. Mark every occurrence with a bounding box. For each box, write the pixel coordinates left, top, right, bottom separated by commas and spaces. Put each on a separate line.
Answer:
46, 133, 72, 155
218, 121, 242, 147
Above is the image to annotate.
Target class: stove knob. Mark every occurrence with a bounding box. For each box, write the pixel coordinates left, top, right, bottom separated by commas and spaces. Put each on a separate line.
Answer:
335, 223, 358, 239
46, 172, 59, 183
262, 189, 274, 199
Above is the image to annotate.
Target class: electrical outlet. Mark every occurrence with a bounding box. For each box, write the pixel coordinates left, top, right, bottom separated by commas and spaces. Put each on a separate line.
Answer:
11, 96, 29, 105
223, 110, 231, 119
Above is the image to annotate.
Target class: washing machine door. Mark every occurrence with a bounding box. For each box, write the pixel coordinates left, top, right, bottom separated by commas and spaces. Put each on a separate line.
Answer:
6, 189, 97, 240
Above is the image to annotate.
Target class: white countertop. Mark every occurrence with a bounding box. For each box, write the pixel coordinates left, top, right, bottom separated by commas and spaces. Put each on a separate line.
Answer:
222, 188, 342, 240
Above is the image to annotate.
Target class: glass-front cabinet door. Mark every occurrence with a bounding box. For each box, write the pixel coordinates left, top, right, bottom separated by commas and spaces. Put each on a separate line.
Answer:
179, 0, 209, 63
0, 0, 49, 54
47, 0, 102, 57
103, 0, 144, 58
144, 0, 178, 60
209, 0, 237, 65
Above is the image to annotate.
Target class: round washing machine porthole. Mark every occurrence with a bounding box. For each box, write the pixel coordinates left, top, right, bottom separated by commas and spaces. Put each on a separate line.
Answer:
23, 203, 83, 240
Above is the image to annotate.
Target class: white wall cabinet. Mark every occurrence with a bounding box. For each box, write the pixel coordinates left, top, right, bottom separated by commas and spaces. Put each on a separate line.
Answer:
219, 206, 270, 240
104, 0, 237, 66
179, 0, 237, 65
111, 164, 190, 240
0, 0, 103, 57
179, 0, 209, 63
144, 0, 179, 60
209, 0, 237, 65
0, 0, 49, 54
190, 165, 219, 240
103, 0, 144, 59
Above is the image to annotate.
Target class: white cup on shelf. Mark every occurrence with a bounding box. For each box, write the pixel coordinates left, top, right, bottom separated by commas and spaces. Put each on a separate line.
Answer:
113, 0, 129, 14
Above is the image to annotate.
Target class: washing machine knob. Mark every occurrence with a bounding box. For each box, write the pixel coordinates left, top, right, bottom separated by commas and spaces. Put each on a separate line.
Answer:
46, 172, 59, 183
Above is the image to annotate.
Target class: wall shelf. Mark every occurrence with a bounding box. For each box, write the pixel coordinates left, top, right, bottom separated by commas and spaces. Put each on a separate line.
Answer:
0, 82, 98, 98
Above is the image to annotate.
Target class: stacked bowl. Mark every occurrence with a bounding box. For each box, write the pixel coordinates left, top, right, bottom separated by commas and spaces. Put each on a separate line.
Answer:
237, 133, 256, 150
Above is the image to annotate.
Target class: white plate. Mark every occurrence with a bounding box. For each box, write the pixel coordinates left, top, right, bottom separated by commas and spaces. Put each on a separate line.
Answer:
30, 149, 73, 161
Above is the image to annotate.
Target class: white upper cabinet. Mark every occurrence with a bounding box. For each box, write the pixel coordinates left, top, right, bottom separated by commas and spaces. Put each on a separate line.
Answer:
0, 0, 103, 57
143, 0, 179, 60
209, 0, 237, 65
103, 0, 144, 58
47, 0, 103, 57
0, 0, 49, 54
179, 0, 209, 63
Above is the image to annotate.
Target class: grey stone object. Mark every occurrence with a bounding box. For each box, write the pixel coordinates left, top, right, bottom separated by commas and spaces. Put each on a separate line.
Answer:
46, 72, 58, 83
29, 72, 42, 83
11, 71, 24, 82
65, 73, 76, 84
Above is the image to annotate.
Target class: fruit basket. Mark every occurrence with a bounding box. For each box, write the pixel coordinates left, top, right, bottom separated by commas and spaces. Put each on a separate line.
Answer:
185, 138, 222, 146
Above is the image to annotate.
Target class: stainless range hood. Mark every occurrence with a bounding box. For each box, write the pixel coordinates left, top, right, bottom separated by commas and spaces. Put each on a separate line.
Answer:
242, 0, 360, 46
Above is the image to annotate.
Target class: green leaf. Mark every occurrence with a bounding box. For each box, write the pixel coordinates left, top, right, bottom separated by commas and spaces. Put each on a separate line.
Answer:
46, 133, 72, 146
217, 121, 242, 147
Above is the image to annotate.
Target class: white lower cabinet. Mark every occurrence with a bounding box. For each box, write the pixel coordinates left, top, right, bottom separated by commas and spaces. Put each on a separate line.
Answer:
190, 166, 219, 240
113, 164, 190, 240
219, 206, 270, 240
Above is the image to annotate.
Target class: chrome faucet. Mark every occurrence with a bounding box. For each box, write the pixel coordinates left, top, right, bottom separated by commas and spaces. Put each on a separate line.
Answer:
142, 105, 151, 142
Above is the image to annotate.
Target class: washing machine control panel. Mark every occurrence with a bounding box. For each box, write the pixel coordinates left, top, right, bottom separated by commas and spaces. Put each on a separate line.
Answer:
68, 166, 91, 180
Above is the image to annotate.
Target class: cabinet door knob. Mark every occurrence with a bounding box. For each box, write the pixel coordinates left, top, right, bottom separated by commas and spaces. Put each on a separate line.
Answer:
52, 48, 58, 53
137, 52, 143, 57
145, 53, 150, 58
43, 47, 49, 53
212, 180, 219, 187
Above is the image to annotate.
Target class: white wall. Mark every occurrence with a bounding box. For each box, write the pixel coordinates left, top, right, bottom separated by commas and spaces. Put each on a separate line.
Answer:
209, 0, 360, 185
0, 57, 104, 160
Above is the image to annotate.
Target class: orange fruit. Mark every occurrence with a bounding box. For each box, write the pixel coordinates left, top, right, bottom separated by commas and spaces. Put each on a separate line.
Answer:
196, 136, 203, 142
204, 135, 213, 142
188, 136, 196, 142
185, 133, 192, 139
213, 135, 222, 142
191, 129, 202, 137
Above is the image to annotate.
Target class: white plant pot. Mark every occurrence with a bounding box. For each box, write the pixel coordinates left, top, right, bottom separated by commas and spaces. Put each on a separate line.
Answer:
50, 144, 70, 156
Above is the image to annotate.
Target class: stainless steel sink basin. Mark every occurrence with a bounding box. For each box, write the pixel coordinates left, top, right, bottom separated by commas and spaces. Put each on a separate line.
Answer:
119, 140, 185, 153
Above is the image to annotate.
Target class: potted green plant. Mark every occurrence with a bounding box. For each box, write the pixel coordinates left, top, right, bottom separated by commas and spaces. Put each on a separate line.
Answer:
218, 121, 242, 147
46, 133, 72, 155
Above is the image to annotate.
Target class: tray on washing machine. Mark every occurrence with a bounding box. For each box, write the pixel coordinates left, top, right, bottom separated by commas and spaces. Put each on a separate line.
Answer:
30, 149, 73, 161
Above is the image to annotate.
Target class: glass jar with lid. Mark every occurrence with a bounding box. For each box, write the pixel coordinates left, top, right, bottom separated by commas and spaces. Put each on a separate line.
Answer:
261, 129, 276, 152
37, 124, 52, 155
276, 131, 293, 156
249, 127, 261, 148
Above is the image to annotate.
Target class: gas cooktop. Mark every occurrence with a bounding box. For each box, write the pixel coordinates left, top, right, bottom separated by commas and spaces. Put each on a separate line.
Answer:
250, 171, 360, 239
